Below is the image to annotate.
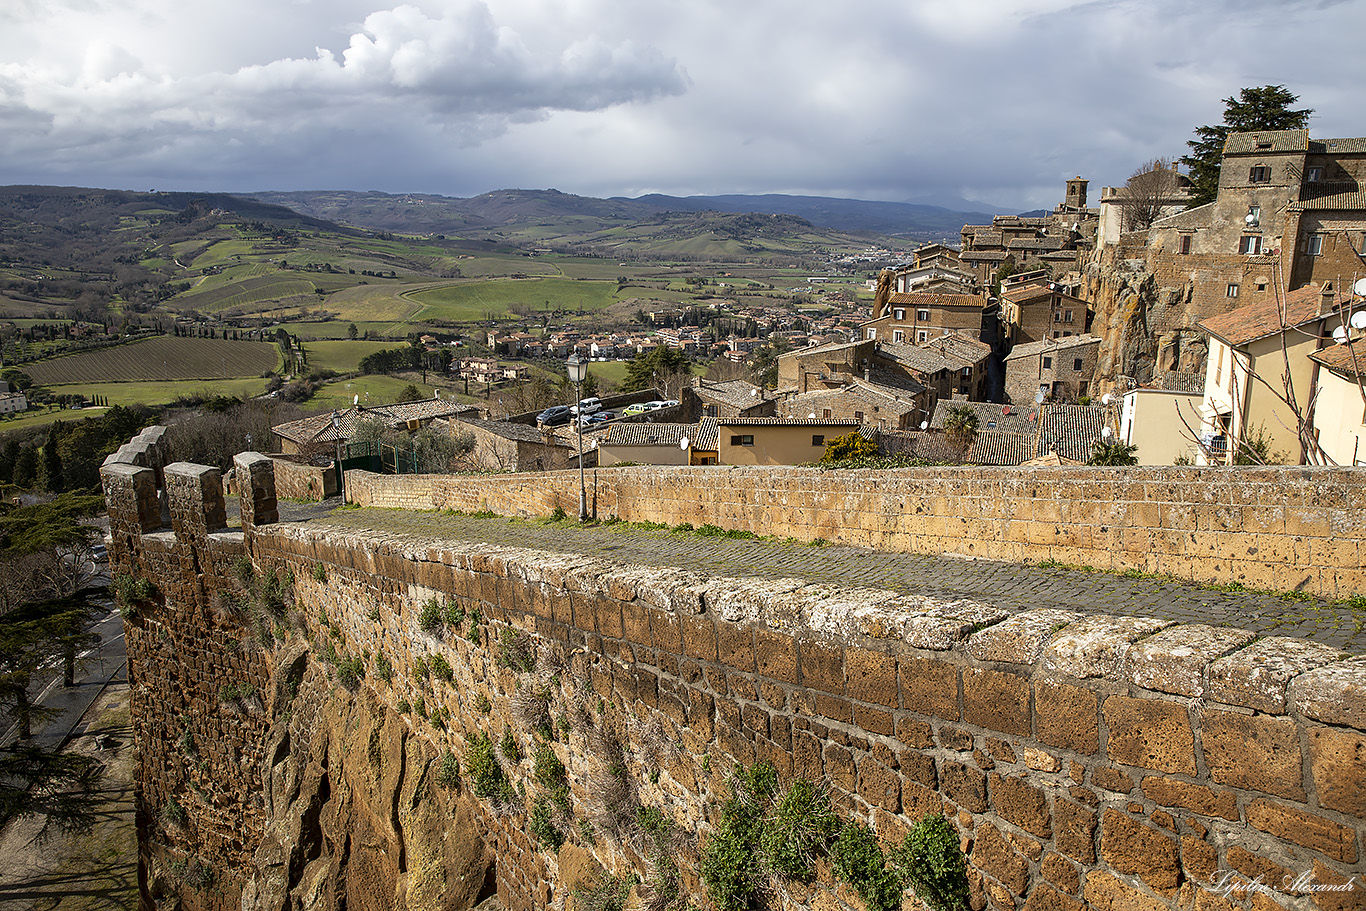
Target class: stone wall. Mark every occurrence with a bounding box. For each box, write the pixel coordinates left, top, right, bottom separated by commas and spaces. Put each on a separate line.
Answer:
251, 520, 1366, 911
103, 435, 1366, 911
344, 464, 1366, 599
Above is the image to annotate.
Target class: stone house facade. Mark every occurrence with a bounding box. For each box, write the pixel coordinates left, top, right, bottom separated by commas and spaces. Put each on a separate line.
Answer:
1004, 334, 1102, 405
862, 292, 987, 345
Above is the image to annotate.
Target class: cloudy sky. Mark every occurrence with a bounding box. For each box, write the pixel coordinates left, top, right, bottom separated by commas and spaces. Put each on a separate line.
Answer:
2, 0, 1363, 212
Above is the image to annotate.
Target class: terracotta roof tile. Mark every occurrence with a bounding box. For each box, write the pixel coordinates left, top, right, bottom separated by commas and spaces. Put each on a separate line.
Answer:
1223, 130, 1308, 155
1309, 337, 1366, 377
1199, 283, 1326, 347
968, 431, 1034, 466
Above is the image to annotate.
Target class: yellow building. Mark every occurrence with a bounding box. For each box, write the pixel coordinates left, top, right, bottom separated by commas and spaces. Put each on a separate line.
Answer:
718, 418, 863, 465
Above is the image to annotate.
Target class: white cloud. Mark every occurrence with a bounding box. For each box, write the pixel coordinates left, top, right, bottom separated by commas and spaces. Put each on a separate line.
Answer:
0, 0, 1363, 210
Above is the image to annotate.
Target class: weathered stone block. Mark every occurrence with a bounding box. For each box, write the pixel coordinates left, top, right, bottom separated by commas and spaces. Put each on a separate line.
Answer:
1206, 637, 1346, 714
844, 646, 898, 708
1307, 724, 1366, 817
942, 760, 988, 813
1139, 777, 1238, 820
1042, 615, 1173, 679
1082, 872, 1169, 911
972, 823, 1030, 897
1245, 798, 1357, 863
1290, 659, 1366, 732
1054, 798, 1097, 864
798, 639, 843, 694
962, 667, 1030, 737
963, 608, 1082, 664
1103, 695, 1196, 775
1100, 808, 1181, 891
901, 657, 959, 722
1124, 624, 1256, 698
989, 773, 1051, 838
1035, 679, 1098, 754
1202, 709, 1305, 800
678, 615, 717, 663
752, 628, 797, 684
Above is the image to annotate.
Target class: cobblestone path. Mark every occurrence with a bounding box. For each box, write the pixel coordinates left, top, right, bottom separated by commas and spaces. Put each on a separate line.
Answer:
294, 503, 1366, 654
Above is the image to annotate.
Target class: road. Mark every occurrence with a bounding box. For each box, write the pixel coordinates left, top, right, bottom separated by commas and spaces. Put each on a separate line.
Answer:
0, 603, 127, 753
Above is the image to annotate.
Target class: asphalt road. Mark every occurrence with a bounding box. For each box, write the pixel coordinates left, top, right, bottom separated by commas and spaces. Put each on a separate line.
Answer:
1, 603, 127, 754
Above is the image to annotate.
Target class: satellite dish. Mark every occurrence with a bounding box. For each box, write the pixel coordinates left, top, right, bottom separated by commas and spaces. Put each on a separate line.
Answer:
1353, 277, 1366, 297
1245, 213, 1256, 225
1101, 393, 1112, 406
919, 420, 929, 430
1351, 310, 1366, 330
1002, 406, 1011, 415
751, 388, 758, 398
808, 413, 817, 419
1034, 391, 1046, 405
1101, 426, 1112, 439
353, 394, 359, 405
1333, 326, 1350, 345
680, 436, 689, 450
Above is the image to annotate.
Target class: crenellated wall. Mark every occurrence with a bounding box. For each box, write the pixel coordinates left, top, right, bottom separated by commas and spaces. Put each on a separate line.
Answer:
103, 437, 1366, 911
344, 464, 1366, 599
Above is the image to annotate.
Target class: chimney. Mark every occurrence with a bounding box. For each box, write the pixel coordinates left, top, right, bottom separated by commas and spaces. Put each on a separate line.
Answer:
1321, 281, 1336, 317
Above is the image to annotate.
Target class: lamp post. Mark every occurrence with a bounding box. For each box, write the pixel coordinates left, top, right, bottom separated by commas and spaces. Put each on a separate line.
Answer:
330, 411, 344, 499
566, 352, 588, 520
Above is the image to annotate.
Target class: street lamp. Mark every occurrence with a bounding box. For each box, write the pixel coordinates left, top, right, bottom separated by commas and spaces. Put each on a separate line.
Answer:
330, 411, 344, 499
566, 352, 588, 520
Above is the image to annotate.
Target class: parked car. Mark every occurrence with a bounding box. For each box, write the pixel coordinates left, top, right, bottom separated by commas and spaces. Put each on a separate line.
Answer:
642, 400, 666, 411
570, 397, 602, 415
623, 402, 651, 416
576, 411, 612, 428
537, 405, 573, 426
660, 399, 679, 408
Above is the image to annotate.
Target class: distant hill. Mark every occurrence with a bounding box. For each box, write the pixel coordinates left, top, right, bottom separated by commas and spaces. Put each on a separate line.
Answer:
247, 188, 996, 242
621, 193, 997, 238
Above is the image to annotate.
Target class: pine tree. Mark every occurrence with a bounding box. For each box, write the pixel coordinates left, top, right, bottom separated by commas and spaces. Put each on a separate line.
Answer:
1181, 86, 1312, 208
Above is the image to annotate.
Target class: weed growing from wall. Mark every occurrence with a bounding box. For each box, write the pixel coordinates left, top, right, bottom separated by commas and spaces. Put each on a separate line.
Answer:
497, 627, 535, 672
435, 752, 460, 790
699, 760, 967, 911
887, 814, 969, 911
830, 822, 902, 911
530, 797, 565, 849
574, 871, 635, 911
465, 730, 515, 807
114, 573, 156, 618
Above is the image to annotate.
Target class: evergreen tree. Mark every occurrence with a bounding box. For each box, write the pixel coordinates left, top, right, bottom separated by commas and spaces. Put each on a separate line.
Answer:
623, 346, 689, 392
0, 493, 107, 835
40, 424, 63, 493
12, 446, 38, 488
1181, 85, 1312, 208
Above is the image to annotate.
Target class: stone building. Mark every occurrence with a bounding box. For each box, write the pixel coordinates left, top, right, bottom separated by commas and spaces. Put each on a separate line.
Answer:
1130, 129, 1366, 374
999, 271, 1092, 346
862, 292, 988, 345
1003, 334, 1102, 405
271, 397, 472, 456
1196, 281, 1361, 465
958, 178, 1099, 286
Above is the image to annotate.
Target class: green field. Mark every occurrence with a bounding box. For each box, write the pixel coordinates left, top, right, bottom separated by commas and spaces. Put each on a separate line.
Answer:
23, 336, 281, 385
43, 377, 269, 407
305, 375, 430, 411
409, 277, 619, 321
302, 339, 401, 373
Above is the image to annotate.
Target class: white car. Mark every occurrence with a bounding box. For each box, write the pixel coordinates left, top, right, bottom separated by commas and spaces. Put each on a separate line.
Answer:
570, 397, 602, 415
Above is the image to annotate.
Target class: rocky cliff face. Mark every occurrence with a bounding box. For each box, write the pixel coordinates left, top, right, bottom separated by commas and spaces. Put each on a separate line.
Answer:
239, 644, 493, 911
1085, 246, 1209, 392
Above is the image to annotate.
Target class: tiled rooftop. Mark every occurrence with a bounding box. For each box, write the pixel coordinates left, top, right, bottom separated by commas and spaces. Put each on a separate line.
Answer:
1199, 283, 1326, 347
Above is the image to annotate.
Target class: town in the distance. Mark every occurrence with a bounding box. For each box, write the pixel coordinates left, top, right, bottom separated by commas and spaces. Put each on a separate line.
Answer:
1, 86, 1362, 488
